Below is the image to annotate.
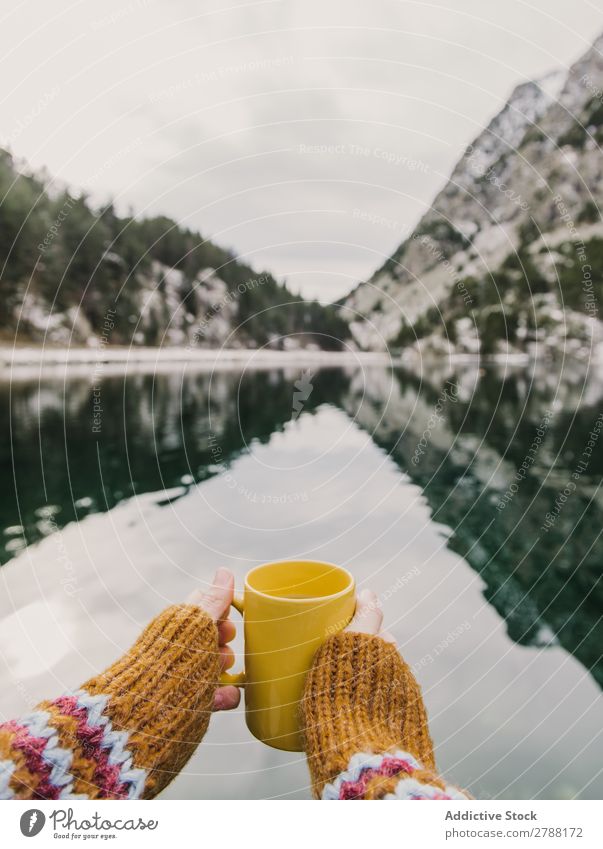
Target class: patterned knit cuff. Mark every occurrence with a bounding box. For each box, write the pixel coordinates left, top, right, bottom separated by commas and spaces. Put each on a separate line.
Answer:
0, 690, 146, 800
0, 605, 221, 800
321, 750, 471, 800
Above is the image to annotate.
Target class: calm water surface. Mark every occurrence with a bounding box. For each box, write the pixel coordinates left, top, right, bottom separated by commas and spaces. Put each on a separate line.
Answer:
0, 360, 601, 798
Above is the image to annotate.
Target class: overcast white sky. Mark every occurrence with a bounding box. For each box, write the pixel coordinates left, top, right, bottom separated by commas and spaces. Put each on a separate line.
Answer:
1, 0, 602, 301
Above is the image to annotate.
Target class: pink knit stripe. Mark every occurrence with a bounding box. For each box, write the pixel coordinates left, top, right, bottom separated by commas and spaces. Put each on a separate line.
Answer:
338, 756, 416, 800
2, 721, 60, 800
379, 757, 416, 777
51, 696, 129, 799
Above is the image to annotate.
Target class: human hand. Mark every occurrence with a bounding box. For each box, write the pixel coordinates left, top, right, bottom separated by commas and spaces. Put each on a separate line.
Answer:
186, 567, 241, 711
302, 587, 434, 798
345, 588, 396, 643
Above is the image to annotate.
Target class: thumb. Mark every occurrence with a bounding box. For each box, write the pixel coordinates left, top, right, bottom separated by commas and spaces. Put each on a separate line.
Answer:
188, 568, 234, 622
345, 589, 383, 635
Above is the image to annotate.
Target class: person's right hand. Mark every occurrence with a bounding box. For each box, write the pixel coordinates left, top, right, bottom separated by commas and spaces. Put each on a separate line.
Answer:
345, 588, 396, 643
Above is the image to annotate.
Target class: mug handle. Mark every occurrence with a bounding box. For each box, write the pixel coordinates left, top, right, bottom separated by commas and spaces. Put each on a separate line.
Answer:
218, 593, 245, 687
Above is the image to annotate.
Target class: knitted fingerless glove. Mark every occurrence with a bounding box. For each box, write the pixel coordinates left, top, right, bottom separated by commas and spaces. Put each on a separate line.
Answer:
0, 605, 220, 800
300, 632, 470, 800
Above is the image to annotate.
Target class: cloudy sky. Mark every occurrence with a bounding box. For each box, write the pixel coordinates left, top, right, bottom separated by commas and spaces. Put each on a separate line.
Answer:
2, 0, 602, 301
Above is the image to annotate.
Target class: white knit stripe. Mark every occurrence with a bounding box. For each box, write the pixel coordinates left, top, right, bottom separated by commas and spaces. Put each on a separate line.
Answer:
18, 710, 55, 739
74, 690, 147, 799
442, 784, 471, 800
384, 776, 471, 800
0, 759, 16, 800
74, 691, 109, 727
19, 711, 77, 794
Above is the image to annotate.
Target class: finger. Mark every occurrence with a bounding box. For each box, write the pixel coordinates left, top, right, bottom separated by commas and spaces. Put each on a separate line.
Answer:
213, 685, 241, 712
217, 619, 236, 646
379, 630, 397, 645
346, 589, 383, 635
190, 568, 234, 622
219, 644, 235, 671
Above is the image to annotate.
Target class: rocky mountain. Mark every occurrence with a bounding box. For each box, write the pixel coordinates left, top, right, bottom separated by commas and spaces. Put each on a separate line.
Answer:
343, 33, 603, 358
0, 148, 348, 350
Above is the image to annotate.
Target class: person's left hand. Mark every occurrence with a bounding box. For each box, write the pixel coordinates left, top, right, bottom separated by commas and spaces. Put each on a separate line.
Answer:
187, 568, 241, 712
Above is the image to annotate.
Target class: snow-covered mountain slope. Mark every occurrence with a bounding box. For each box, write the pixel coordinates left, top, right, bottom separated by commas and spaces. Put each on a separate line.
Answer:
343, 33, 603, 358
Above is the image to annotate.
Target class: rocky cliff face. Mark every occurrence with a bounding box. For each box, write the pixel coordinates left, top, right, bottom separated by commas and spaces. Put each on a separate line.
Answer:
16, 261, 243, 348
343, 34, 603, 358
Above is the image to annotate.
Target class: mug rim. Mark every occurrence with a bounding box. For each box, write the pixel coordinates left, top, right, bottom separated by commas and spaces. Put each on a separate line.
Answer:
244, 559, 355, 603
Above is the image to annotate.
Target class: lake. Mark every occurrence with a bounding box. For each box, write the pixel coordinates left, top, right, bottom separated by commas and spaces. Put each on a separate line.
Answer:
0, 358, 601, 799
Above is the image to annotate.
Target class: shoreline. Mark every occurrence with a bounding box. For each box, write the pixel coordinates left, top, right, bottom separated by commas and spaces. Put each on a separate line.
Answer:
1, 345, 396, 367
2, 345, 599, 377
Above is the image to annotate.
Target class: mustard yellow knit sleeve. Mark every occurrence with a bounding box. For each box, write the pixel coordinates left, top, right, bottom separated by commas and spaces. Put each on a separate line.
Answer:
0, 605, 220, 800
300, 632, 471, 800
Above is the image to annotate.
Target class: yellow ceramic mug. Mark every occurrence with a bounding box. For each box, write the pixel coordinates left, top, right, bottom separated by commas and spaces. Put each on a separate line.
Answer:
220, 559, 355, 751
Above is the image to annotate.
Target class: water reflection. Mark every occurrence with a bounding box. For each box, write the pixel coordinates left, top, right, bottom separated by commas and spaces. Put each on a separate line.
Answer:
342, 363, 603, 689
0, 368, 348, 560
1, 362, 602, 690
